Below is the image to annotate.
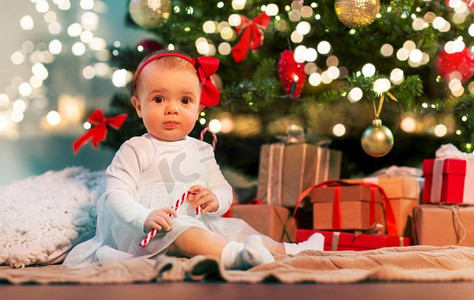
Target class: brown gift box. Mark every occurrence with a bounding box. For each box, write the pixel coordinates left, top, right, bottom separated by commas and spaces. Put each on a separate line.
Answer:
256, 143, 341, 207
344, 177, 421, 238
226, 204, 296, 242
311, 185, 386, 232
414, 204, 474, 246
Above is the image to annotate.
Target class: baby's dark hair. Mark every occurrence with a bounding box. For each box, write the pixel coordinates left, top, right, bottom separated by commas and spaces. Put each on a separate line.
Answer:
133, 50, 198, 95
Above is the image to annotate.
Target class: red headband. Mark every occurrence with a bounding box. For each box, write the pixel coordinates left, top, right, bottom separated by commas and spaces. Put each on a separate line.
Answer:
132, 53, 220, 107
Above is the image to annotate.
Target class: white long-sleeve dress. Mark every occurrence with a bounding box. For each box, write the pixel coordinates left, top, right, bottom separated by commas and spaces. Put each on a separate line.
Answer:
62, 134, 270, 269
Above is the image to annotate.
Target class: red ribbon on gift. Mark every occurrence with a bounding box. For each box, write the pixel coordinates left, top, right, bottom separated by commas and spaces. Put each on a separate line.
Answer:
72, 108, 127, 153
232, 12, 270, 63
291, 180, 398, 236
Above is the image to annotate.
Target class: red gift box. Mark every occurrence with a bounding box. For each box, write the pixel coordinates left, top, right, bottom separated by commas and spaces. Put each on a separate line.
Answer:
296, 229, 411, 251
423, 158, 474, 204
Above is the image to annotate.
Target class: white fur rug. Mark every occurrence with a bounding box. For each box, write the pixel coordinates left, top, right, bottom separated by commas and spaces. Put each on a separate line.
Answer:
0, 167, 105, 268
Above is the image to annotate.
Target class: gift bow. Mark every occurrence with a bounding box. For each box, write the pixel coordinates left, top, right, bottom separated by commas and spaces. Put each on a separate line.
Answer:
232, 12, 270, 63
72, 108, 127, 153
436, 143, 474, 160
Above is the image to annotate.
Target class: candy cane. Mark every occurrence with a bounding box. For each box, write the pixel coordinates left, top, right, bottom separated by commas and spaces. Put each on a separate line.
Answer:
140, 192, 193, 248
199, 127, 217, 150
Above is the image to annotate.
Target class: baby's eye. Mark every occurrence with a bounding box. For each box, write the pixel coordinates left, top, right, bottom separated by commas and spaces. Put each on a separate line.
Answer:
153, 96, 163, 103
181, 97, 190, 104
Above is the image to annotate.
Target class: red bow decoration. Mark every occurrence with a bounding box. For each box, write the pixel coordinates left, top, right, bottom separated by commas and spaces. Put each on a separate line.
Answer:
133, 53, 220, 107
232, 12, 270, 63
193, 56, 220, 107
72, 108, 127, 154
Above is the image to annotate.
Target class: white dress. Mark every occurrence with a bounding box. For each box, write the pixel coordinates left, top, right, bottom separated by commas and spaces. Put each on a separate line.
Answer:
62, 134, 272, 269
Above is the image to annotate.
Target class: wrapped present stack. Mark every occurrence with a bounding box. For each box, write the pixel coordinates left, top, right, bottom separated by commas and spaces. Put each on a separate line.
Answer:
228, 139, 474, 250
293, 179, 412, 251
414, 144, 474, 246
227, 130, 342, 243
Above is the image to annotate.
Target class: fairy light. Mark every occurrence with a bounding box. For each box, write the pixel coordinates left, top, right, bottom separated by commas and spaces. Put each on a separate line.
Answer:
373, 78, 391, 94
401, 116, 416, 132
67, 23, 83, 37
308, 72, 322, 86
232, 0, 246, 10
434, 124, 448, 137
317, 41, 331, 55
20, 15, 35, 30
296, 21, 311, 35
72, 42, 86, 56
361, 63, 376, 77
11, 52, 25, 65
46, 110, 61, 126
112, 69, 128, 87
48, 39, 62, 54
265, 3, 279, 16
218, 42, 232, 55
348, 87, 363, 102
333, 124, 346, 137
390, 68, 404, 84
209, 119, 222, 133
380, 44, 394, 57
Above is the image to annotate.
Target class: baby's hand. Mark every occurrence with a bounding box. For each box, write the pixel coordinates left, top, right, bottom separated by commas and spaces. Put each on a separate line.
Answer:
187, 185, 219, 214
144, 207, 177, 233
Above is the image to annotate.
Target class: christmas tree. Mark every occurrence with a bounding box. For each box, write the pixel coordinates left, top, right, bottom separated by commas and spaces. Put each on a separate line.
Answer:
98, 0, 473, 177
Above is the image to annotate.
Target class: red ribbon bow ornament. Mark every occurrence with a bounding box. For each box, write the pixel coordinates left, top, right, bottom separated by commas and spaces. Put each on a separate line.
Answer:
72, 108, 127, 153
232, 12, 271, 63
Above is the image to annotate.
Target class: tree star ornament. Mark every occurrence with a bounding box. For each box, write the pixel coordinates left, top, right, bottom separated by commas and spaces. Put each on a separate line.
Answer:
334, 0, 380, 28
361, 119, 394, 157
277, 50, 307, 98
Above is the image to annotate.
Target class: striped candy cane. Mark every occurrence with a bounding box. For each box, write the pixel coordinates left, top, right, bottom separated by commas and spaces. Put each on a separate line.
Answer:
140, 192, 187, 248
199, 127, 217, 150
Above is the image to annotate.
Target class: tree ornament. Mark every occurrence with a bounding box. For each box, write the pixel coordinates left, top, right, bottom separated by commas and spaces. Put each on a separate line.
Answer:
277, 50, 307, 98
137, 39, 163, 53
334, 0, 380, 28
232, 12, 271, 63
129, 0, 171, 29
436, 47, 474, 82
360, 92, 397, 157
361, 119, 394, 157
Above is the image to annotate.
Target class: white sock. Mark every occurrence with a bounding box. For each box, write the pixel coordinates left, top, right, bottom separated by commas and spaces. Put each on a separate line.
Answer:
221, 235, 275, 270
283, 233, 325, 255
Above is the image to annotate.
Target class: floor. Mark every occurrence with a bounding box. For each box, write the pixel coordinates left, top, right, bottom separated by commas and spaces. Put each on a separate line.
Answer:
2, 281, 474, 300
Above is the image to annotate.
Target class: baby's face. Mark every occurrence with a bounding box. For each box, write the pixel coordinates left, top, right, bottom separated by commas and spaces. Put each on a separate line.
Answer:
132, 64, 202, 141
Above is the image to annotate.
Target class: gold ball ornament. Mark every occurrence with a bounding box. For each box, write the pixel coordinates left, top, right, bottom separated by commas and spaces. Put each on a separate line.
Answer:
129, 0, 171, 29
361, 119, 394, 157
334, 0, 380, 28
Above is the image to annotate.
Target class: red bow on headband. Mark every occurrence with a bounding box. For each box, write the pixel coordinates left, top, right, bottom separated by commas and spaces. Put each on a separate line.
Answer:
72, 108, 127, 153
133, 53, 220, 107
232, 12, 271, 63
193, 56, 220, 107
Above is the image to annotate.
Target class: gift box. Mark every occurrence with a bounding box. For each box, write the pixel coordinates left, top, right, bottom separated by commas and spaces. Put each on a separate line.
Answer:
423, 158, 474, 204
256, 143, 341, 207
344, 176, 421, 238
311, 184, 387, 233
296, 229, 411, 251
414, 204, 474, 246
225, 204, 296, 242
